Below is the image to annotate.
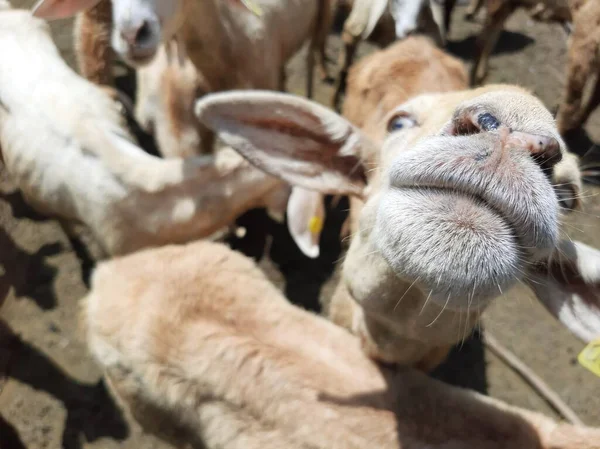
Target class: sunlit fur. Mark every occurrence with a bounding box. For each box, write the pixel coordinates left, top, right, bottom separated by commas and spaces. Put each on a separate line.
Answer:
0, 7, 284, 256
83, 239, 600, 449
195, 37, 594, 369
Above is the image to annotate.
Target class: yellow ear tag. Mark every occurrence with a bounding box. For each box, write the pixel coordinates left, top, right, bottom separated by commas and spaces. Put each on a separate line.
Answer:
578, 339, 600, 378
309, 216, 323, 236
241, 0, 263, 16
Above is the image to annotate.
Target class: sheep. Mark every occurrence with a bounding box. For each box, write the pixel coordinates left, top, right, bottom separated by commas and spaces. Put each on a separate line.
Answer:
83, 238, 600, 449
67, 0, 217, 157
36, 0, 333, 103
332, 0, 446, 109
132, 42, 213, 159
0, 5, 287, 257
447, 0, 598, 134
34, 0, 337, 257
195, 36, 600, 369
468, 0, 575, 86
555, 0, 600, 134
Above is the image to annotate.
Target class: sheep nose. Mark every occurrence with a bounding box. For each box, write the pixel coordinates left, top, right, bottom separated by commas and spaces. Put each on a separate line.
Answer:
120, 21, 152, 47
505, 130, 562, 168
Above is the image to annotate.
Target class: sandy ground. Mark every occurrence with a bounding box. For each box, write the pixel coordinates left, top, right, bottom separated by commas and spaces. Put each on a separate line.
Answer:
1, 2, 600, 448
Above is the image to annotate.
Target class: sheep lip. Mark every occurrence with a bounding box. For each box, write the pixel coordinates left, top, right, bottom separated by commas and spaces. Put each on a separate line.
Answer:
392, 181, 509, 226
123, 49, 157, 67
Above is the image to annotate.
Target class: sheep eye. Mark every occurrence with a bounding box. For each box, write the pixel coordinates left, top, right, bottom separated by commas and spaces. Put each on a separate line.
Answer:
387, 114, 417, 133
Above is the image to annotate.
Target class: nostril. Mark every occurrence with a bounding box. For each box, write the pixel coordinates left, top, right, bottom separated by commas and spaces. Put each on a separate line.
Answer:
532, 136, 562, 167
447, 110, 501, 136
135, 21, 152, 46
477, 112, 500, 131
506, 132, 563, 176
121, 21, 153, 47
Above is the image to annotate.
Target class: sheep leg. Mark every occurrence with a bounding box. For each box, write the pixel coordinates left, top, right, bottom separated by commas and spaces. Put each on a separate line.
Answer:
315, 0, 333, 81
279, 67, 287, 92
579, 72, 600, 128
444, 0, 458, 40
305, 1, 332, 98
557, 24, 600, 133
73, 0, 114, 85
465, 0, 484, 20
332, 31, 359, 110
470, 0, 516, 86
306, 44, 315, 98
58, 220, 101, 286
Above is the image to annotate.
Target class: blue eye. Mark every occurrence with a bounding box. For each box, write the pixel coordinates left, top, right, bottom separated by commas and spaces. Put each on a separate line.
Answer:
387, 114, 416, 133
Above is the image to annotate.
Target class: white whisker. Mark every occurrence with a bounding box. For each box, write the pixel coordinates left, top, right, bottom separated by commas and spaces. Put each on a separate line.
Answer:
394, 276, 421, 312
427, 293, 451, 328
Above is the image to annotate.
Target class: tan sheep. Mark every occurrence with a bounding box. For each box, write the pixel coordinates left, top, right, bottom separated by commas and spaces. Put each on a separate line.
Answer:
0, 5, 285, 256
555, 0, 600, 134
195, 36, 600, 369
83, 238, 600, 449
469, 0, 571, 86
445, 0, 599, 133
36, 0, 334, 156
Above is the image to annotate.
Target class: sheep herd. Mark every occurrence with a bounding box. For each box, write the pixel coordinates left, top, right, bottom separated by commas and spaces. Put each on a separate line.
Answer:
1, 0, 600, 447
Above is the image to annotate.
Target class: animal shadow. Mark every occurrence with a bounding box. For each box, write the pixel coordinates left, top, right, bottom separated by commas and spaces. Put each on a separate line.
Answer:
431, 326, 488, 394
269, 195, 349, 312
228, 196, 349, 313
114, 69, 162, 158
447, 31, 535, 62
0, 190, 49, 223
0, 414, 27, 449
0, 322, 129, 449
0, 227, 62, 311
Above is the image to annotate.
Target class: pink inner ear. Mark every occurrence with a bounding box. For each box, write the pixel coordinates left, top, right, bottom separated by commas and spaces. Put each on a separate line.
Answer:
32, 0, 102, 19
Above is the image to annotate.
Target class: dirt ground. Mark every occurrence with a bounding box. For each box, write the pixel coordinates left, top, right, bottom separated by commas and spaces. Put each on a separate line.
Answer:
1, 2, 600, 448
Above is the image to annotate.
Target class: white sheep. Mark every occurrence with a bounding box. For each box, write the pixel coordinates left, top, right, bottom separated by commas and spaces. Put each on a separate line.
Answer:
33, 0, 335, 258
467, 0, 571, 86
332, 0, 446, 108
34, 0, 332, 154
0, 5, 287, 256
83, 238, 600, 449
444, 0, 599, 134
195, 36, 600, 369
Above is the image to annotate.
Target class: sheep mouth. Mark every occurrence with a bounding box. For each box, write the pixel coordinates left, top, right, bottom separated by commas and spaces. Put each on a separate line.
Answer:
388, 115, 561, 257
123, 48, 157, 66
388, 144, 559, 257
376, 184, 523, 308
396, 184, 507, 227
376, 119, 561, 307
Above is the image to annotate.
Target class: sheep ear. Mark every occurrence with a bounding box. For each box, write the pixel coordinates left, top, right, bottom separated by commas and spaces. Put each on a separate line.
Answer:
32, 0, 101, 19
526, 240, 600, 342
195, 90, 372, 198
287, 188, 326, 259
552, 151, 583, 211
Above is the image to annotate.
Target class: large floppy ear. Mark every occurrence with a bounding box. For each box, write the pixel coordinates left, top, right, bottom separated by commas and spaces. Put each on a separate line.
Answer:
31, 0, 102, 20
195, 90, 373, 199
287, 188, 326, 259
526, 240, 600, 343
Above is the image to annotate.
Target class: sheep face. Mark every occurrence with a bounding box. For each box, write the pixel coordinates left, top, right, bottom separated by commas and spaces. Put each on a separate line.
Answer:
109, 0, 183, 66
370, 87, 562, 309
195, 85, 569, 313
30, 0, 181, 66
